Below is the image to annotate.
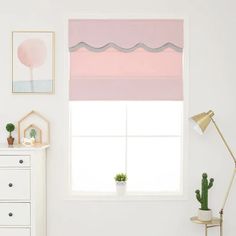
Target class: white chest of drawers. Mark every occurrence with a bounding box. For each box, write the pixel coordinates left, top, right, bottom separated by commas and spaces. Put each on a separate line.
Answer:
0, 144, 48, 236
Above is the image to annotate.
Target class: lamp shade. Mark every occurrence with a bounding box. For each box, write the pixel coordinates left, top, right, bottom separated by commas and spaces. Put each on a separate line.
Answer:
190, 110, 215, 134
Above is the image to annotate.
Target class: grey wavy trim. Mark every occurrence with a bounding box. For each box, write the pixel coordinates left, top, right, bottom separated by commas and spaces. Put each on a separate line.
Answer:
69, 42, 183, 53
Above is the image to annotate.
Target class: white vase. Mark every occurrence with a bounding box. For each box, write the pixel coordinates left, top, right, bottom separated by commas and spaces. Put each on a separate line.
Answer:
198, 209, 212, 221
116, 181, 126, 196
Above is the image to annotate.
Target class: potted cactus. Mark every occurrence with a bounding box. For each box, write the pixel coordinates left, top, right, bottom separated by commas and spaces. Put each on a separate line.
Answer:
6, 123, 15, 146
114, 173, 127, 196
195, 173, 214, 221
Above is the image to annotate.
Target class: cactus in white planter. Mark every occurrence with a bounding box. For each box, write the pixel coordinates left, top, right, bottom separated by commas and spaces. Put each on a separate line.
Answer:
195, 173, 214, 221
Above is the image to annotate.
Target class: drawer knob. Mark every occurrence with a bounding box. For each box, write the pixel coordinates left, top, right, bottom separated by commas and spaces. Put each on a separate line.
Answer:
19, 160, 24, 164
8, 212, 13, 217
8, 183, 13, 187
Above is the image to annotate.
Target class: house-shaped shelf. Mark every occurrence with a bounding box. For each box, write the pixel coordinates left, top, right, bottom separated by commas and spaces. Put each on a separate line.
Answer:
18, 110, 50, 144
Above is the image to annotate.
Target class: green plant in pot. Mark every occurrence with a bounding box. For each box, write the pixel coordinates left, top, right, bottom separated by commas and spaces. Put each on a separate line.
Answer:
195, 173, 214, 221
114, 173, 127, 196
6, 123, 15, 146
30, 129, 37, 139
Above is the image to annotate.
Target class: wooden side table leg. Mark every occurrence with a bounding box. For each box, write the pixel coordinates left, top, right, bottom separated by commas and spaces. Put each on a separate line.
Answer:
205, 225, 208, 236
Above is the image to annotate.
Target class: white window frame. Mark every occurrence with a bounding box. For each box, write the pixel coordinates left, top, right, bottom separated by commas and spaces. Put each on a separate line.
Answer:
64, 14, 189, 201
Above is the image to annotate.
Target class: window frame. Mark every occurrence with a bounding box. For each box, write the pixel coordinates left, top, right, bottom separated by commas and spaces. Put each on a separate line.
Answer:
65, 15, 189, 201
70, 101, 183, 194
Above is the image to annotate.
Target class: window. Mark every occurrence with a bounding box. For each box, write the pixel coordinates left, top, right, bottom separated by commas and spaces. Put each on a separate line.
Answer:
70, 101, 183, 193
69, 19, 184, 195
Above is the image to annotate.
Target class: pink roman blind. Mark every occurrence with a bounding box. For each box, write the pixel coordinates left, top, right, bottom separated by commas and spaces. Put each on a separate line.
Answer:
69, 19, 183, 100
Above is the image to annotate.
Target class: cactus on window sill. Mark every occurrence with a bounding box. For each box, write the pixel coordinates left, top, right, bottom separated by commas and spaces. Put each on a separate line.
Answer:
195, 173, 214, 211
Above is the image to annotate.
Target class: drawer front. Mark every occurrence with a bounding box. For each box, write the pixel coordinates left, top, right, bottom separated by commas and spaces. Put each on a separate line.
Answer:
0, 228, 30, 236
0, 203, 30, 226
0, 156, 30, 167
0, 170, 30, 200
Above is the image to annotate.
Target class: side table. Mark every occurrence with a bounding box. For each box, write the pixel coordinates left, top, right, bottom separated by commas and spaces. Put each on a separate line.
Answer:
191, 216, 222, 236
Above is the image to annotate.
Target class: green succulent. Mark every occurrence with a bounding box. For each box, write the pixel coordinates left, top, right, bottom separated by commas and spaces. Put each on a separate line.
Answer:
30, 129, 37, 139
114, 173, 127, 182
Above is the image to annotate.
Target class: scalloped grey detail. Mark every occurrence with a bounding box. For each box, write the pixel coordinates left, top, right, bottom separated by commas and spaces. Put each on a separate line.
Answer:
69, 42, 183, 53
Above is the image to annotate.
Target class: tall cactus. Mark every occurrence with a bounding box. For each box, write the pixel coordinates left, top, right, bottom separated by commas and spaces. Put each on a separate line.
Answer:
195, 173, 214, 210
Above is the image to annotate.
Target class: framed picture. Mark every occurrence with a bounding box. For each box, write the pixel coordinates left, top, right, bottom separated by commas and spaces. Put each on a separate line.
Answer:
12, 31, 55, 94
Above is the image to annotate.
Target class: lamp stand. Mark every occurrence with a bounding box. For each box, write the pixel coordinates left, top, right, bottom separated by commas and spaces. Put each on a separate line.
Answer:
219, 168, 236, 236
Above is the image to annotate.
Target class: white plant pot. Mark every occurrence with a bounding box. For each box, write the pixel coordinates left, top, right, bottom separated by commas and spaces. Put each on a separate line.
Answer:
198, 209, 212, 221
116, 181, 126, 196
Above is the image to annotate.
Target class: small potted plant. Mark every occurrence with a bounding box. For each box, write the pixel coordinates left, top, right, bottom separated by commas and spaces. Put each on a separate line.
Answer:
114, 173, 127, 196
30, 129, 36, 139
30, 129, 37, 144
6, 123, 15, 146
195, 173, 214, 221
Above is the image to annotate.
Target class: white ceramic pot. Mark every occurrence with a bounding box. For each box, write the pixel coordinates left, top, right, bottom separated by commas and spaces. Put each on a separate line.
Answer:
116, 181, 126, 196
198, 209, 212, 221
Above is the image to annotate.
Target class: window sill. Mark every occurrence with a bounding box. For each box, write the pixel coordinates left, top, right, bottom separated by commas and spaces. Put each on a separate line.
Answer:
65, 191, 187, 201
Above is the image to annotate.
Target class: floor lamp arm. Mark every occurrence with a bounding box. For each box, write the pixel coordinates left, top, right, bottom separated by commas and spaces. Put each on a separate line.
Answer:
211, 118, 236, 163
211, 118, 236, 214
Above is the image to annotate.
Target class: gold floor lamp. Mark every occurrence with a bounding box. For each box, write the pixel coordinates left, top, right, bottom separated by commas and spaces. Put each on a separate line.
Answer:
191, 110, 236, 236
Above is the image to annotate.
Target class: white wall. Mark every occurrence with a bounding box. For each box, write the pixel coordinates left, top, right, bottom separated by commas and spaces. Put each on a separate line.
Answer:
1, 0, 236, 235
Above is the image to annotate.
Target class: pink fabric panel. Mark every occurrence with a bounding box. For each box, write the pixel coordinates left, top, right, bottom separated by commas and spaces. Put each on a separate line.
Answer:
70, 48, 182, 77
70, 77, 183, 100
69, 19, 183, 49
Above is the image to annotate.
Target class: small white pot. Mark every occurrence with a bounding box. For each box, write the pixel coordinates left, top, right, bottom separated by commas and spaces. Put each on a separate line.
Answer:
116, 181, 126, 196
198, 209, 212, 221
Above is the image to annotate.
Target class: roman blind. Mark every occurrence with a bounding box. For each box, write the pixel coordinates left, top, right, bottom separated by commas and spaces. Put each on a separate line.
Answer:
69, 19, 183, 100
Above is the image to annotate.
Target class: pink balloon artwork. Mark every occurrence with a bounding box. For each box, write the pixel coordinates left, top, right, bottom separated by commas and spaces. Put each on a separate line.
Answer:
17, 38, 47, 91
